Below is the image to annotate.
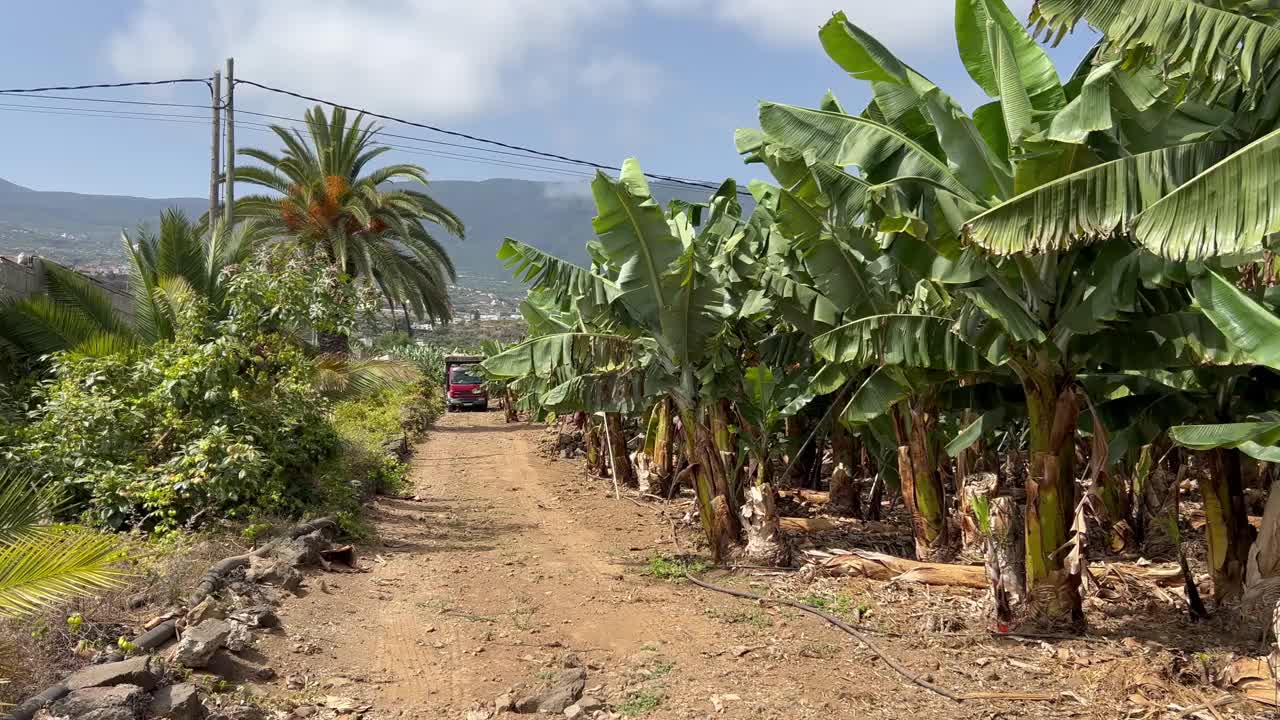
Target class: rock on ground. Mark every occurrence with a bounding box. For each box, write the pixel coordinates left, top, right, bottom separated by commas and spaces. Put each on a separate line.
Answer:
271, 531, 326, 567
45, 684, 150, 720
229, 605, 278, 629
186, 597, 227, 625
150, 683, 206, 720
65, 655, 161, 691
174, 619, 233, 668
245, 555, 303, 592
513, 667, 586, 714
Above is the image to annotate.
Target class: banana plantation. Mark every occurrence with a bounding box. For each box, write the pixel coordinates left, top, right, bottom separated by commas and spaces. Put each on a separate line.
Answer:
482, 0, 1280, 634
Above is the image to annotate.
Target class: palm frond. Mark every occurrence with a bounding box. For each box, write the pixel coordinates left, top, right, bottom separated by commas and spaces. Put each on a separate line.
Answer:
0, 470, 62, 546
312, 354, 420, 399
0, 532, 129, 619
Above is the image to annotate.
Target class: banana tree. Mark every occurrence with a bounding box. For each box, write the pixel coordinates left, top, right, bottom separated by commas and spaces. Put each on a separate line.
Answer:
960, 1, 1280, 607
1148, 269, 1280, 599
737, 0, 1235, 624
486, 162, 807, 564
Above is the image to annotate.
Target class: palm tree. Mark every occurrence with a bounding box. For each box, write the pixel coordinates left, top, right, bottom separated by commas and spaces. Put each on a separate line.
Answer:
0, 212, 258, 361
234, 105, 465, 353
0, 469, 127, 619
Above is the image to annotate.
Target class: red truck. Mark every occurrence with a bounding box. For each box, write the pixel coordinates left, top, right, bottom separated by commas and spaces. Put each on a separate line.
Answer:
444, 354, 488, 411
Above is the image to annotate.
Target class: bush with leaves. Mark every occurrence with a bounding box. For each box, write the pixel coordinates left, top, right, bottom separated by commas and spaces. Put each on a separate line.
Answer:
7, 330, 337, 532
0, 249, 369, 533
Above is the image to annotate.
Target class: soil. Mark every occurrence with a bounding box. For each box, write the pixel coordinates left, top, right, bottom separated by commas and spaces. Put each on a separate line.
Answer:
238, 411, 1273, 719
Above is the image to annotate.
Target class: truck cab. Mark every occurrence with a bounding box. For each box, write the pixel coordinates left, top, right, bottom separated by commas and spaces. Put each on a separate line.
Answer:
444, 355, 488, 411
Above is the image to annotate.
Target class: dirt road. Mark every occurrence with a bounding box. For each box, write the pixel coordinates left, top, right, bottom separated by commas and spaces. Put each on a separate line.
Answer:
248, 411, 1061, 719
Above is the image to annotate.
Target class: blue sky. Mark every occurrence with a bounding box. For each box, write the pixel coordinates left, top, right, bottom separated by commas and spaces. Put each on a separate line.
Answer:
0, 1, 1098, 199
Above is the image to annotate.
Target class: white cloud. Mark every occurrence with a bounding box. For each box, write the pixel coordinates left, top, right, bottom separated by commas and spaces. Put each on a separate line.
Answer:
654, 0, 1035, 52
106, 0, 625, 120
578, 54, 664, 107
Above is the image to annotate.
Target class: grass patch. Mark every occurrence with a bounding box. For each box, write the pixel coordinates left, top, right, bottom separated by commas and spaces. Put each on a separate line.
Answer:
796, 591, 872, 620
618, 690, 663, 716
705, 606, 772, 628
641, 555, 710, 581
798, 641, 841, 659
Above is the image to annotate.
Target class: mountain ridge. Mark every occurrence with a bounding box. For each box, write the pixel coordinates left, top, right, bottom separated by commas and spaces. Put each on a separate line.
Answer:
0, 176, 717, 275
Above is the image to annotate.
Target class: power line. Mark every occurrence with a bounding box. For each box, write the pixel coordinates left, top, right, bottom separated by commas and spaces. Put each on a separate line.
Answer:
0, 78, 211, 94
233, 78, 746, 196
237, 107, 607, 171
0, 92, 210, 110
0, 99, 706, 193
0, 76, 743, 197
0, 100, 207, 121
0, 105, 210, 127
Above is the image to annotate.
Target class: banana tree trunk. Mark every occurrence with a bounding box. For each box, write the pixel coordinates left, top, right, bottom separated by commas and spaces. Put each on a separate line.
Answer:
866, 475, 885, 521
1203, 448, 1257, 603
892, 401, 948, 561
955, 410, 982, 551
784, 415, 819, 489
683, 408, 741, 563
604, 412, 635, 487
647, 398, 675, 497
585, 416, 603, 475
828, 421, 861, 517
503, 388, 518, 423
1093, 469, 1134, 554
740, 462, 789, 566
1022, 369, 1083, 627
968, 473, 1025, 630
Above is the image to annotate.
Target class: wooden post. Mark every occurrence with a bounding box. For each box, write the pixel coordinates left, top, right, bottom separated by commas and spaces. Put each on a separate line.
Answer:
223, 57, 235, 228
209, 70, 221, 224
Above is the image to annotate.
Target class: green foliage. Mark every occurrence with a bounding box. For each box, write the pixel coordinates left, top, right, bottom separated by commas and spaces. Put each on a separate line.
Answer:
618, 691, 663, 716
5, 332, 337, 532
0, 470, 128, 618
641, 556, 710, 581
235, 104, 464, 323
386, 343, 448, 387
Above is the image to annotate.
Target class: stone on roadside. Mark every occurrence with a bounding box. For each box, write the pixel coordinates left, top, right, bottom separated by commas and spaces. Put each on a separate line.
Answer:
150, 683, 206, 720
245, 556, 303, 592
220, 706, 267, 720
47, 684, 149, 720
229, 605, 278, 629
187, 597, 227, 625
66, 655, 161, 691
513, 668, 586, 714
272, 531, 326, 568
224, 622, 254, 653
173, 619, 233, 668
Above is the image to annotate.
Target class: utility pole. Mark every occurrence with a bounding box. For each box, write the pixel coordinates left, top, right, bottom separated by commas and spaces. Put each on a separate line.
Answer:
223, 57, 235, 228
209, 70, 221, 225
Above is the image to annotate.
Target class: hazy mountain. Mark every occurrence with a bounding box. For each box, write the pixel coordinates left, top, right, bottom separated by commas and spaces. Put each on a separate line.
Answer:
0, 177, 718, 275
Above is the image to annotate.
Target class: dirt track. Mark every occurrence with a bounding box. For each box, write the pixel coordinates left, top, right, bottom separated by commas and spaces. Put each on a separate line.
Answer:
246, 411, 1161, 719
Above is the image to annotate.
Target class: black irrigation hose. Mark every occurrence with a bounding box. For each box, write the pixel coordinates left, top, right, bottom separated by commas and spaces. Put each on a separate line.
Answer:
685, 571, 964, 702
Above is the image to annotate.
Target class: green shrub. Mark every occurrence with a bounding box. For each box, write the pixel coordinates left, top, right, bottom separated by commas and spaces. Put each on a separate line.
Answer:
386, 344, 447, 387
5, 332, 337, 532
323, 380, 443, 526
